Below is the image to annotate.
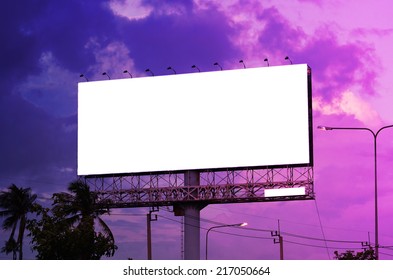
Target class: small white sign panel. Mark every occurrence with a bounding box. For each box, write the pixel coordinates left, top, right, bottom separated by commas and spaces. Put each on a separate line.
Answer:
264, 187, 306, 198
78, 64, 312, 176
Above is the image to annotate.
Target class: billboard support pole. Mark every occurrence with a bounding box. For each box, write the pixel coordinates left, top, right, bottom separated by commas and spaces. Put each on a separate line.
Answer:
174, 170, 207, 260
183, 203, 202, 259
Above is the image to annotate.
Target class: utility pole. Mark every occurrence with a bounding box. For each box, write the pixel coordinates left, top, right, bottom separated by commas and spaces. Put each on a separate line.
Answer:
279, 235, 284, 260
271, 220, 284, 260
147, 207, 158, 260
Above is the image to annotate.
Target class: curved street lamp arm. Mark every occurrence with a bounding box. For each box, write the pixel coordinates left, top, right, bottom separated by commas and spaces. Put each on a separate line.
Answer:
376, 124, 393, 137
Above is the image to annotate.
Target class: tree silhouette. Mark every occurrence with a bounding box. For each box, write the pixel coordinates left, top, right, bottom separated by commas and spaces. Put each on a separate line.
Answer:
28, 180, 117, 259
334, 249, 376, 260
0, 184, 38, 259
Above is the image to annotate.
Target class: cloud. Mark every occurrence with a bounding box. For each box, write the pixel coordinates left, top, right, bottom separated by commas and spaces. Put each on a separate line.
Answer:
351, 27, 393, 38
144, 0, 194, 16
109, 0, 193, 21
0, 94, 76, 192
117, 3, 241, 74
15, 51, 77, 117
297, 0, 324, 5
313, 91, 382, 126
85, 40, 138, 80
192, 1, 380, 101
109, 0, 153, 20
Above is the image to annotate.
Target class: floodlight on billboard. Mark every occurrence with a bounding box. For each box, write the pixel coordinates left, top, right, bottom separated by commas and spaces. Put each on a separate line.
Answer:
78, 64, 312, 176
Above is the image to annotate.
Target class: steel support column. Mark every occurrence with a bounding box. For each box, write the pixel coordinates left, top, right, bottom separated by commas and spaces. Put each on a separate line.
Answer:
180, 171, 206, 260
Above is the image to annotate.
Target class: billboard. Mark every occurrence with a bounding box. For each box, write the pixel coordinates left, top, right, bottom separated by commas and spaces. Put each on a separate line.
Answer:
78, 64, 312, 176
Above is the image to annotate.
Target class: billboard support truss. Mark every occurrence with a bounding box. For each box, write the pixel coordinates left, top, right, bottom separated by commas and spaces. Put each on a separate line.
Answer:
86, 166, 314, 208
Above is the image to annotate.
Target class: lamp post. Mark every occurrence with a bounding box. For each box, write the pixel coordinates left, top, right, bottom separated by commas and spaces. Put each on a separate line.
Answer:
205, 222, 247, 260
318, 124, 393, 259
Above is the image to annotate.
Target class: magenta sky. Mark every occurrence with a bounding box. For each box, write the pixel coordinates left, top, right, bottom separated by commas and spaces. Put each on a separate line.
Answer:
1, 0, 393, 260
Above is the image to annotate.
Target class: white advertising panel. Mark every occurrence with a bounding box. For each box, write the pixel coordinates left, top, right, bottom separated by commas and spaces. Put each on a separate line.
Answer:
78, 64, 312, 176
265, 187, 306, 198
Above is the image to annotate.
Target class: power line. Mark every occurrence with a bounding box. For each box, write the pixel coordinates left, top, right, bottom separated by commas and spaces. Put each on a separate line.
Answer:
157, 213, 369, 247
157, 214, 271, 240
379, 245, 393, 251
281, 231, 364, 244
105, 213, 147, 217
16, 195, 383, 256
183, 210, 365, 244
208, 204, 378, 236
283, 239, 365, 251
314, 199, 330, 259
96, 209, 393, 260
116, 208, 370, 247
379, 251, 393, 257
3, 177, 391, 244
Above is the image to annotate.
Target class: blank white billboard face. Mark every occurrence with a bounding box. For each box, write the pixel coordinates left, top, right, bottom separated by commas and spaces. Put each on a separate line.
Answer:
78, 64, 312, 176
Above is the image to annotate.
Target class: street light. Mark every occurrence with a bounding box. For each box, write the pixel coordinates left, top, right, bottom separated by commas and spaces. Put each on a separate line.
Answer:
205, 222, 247, 260
318, 124, 393, 259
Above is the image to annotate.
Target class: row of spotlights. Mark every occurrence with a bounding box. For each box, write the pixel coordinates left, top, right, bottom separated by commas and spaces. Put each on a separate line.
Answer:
80, 57, 294, 81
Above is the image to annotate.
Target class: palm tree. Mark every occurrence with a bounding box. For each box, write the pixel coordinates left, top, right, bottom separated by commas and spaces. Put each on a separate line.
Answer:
0, 238, 18, 260
0, 184, 37, 259
52, 180, 116, 259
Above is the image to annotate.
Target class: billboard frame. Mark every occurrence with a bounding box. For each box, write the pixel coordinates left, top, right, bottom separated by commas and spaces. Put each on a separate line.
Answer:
78, 64, 314, 178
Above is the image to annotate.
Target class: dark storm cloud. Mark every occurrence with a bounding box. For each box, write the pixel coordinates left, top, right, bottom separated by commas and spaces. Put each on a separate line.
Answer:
0, 1, 96, 193
256, 7, 305, 52
1, 1, 121, 115
0, 0, 243, 195
0, 95, 76, 191
1, 1, 54, 78
0, 1, 121, 192
119, 3, 242, 74
2, 1, 125, 83
143, 0, 195, 11
31, 1, 120, 72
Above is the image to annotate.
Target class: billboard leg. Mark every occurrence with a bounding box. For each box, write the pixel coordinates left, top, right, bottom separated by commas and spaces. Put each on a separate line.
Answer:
174, 171, 206, 260
183, 204, 202, 260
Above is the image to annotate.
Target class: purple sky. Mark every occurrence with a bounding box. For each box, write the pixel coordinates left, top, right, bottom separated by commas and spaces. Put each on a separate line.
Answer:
1, 0, 393, 260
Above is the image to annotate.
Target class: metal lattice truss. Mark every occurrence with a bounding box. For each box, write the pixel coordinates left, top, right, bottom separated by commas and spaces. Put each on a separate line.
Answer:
86, 166, 314, 208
